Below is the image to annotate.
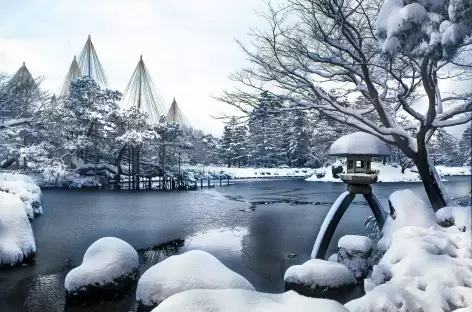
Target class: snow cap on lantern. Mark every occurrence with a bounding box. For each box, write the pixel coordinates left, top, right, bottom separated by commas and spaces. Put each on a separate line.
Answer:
329, 132, 389, 184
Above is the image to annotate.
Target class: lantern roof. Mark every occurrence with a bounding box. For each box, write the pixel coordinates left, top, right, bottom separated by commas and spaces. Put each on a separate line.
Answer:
329, 132, 390, 157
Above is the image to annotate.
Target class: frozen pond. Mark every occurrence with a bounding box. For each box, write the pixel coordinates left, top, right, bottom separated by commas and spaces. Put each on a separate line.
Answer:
0, 177, 470, 311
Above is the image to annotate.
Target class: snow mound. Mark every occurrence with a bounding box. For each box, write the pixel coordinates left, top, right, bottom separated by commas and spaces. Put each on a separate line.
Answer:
329, 132, 389, 157
379, 189, 438, 250
437, 206, 471, 231
0, 180, 42, 219
152, 289, 350, 312
0, 191, 36, 267
338, 235, 373, 253
64, 237, 139, 293
345, 284, 424, 312
136, 250, 255, 306
284, 259, 356, 288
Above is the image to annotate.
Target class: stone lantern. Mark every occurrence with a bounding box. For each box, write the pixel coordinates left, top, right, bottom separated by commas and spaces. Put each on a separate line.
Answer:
311, 132, 390, 260
330, 131, 389, 192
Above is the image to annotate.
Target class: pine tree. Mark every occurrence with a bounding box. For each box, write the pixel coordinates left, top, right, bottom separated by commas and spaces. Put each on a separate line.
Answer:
459, 125, 471, 166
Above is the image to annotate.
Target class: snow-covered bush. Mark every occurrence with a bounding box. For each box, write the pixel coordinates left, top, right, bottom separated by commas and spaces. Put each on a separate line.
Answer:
0, 180, 42, 219
345, 283, 424, 312
152, 289, 350, 312
0, 191, 36, 268
284, 259, 356, 298
136, 250, 254, 307
64, 237, 139, 305
436, 205, 471, 231
337, 235, 373, 280
354, 190, 472, 311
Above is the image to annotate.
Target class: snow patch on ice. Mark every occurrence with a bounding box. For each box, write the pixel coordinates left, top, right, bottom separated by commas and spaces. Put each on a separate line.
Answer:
153, 289, 350, 312
0, 191, 36, 267
136, 250, 254, 306
64, 237, 138, 293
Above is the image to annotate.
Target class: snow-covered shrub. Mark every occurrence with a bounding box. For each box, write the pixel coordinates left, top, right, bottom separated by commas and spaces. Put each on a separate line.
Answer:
436, 206, 471, 232
345, 284, 424, 312
152, 289, 350, 312
136, 250, 254, 307
0, 180, 42, 219
357, 190, 472, 311
284, 259, 356, 298
64, 237, 139, 306
0, 191, 36, 268
337, 235, 373, 280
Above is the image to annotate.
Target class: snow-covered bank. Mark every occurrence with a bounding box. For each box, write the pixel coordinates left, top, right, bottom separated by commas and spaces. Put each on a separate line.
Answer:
306, 162, 471, 183
0, 173, 43, 219
183, 165, 314, 179
0, 191, 36, 268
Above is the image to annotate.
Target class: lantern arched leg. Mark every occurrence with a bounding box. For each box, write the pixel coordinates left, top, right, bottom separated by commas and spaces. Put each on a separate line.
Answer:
363, 193, 387, 228
311, 192, 356, 259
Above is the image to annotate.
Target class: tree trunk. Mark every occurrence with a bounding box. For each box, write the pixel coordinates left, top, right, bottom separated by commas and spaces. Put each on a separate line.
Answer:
414, 145, 454, 211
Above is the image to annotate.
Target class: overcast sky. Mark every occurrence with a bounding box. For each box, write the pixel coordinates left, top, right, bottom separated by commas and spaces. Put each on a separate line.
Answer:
0, 0, 468, 137
0, 0, 267, 136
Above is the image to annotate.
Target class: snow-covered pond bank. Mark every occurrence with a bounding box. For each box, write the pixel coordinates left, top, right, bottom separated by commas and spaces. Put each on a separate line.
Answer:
186, 163, 471, 183
0, 177, 470, 311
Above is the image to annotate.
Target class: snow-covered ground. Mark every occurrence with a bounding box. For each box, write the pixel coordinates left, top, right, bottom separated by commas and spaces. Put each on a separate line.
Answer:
182, 165, 315, 179
185, 162, 470, 182
307, 162, 471, 183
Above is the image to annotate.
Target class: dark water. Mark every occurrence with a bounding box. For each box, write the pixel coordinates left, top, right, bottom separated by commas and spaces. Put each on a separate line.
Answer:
0, 177, 470, 312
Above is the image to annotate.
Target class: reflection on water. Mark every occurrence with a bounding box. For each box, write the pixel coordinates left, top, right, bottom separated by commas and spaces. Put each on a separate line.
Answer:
1, 177, 470, 311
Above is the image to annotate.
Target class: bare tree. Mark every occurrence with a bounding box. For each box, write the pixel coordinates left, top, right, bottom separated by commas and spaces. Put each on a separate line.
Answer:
217, 0, 472, 210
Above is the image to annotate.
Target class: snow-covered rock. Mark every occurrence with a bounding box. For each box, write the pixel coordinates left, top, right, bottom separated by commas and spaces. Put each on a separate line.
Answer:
152, 289, 350, 312
0, 191, 36, 268
136, 250, 254, 307
64, 237, 139, 305
337, 235, 373, 280
0, 180, 42, 219
329, 132, 389, 157
284, 259, 356, 298
437, 205, 471, 231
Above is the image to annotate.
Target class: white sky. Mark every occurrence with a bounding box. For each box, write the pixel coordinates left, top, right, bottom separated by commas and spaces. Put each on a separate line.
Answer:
0, 0, 267, 136
0, 0, 468, 138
